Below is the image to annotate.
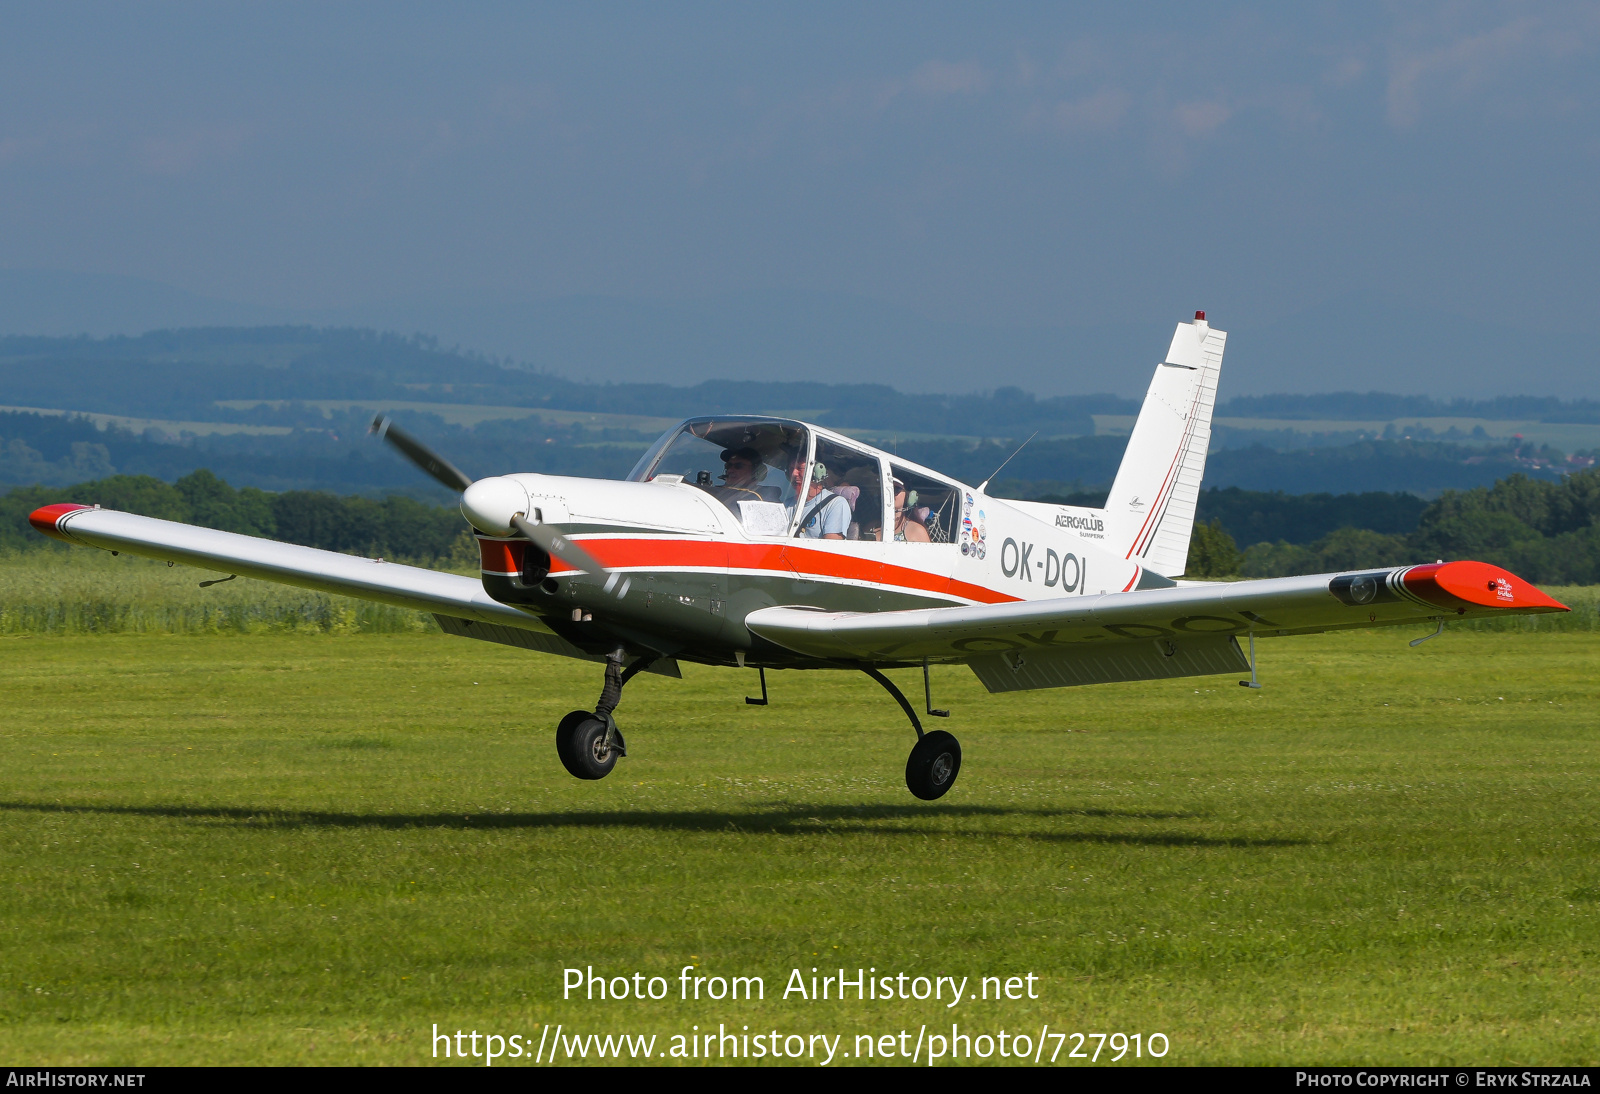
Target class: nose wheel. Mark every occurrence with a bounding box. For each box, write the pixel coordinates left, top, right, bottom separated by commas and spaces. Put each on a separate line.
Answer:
555, 647, 653, 782
556, 710, 624, 780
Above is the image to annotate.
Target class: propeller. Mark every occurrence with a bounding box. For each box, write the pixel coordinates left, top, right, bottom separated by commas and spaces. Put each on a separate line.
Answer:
369, 416, 472, 493
509, 513, 610, 583
369, 415, 610, 579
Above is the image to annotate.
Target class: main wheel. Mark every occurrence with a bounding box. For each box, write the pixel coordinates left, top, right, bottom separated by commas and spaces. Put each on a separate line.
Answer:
555, 710, 621, 780
905, 730, 961, 800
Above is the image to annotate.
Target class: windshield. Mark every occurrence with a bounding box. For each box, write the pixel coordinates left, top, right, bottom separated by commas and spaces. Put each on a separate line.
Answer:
628, 417, 810, 536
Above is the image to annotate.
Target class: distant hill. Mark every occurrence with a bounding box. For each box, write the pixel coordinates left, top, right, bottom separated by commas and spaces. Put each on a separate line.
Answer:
1, 326, 1595, 500
0, 327, 1134, 438
4, 326, 1600, 432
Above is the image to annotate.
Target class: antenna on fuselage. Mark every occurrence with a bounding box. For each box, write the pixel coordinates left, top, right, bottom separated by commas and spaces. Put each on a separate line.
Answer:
977, 431, 1038, 492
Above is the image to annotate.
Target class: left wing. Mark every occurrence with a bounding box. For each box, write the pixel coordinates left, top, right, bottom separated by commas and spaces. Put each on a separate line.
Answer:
745, 561, 1567, 692
28, 503, 681, 676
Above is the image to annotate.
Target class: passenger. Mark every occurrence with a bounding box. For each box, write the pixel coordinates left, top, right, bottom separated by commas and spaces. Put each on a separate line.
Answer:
886, 479, 932, 542
711, 446, 781, 511
787, 459, 851, 540
822, 465, 860, 513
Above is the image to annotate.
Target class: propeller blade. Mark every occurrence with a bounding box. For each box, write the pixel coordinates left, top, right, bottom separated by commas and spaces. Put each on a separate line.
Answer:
370, 415, 474, 493
510, 512, 610, 580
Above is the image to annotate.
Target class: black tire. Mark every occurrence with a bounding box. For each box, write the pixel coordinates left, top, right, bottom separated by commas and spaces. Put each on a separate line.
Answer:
555, 710, 620, 780
905, 730, 961, 801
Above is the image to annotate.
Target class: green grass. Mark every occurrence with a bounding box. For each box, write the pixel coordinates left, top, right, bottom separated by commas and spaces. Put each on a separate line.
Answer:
0, 550, 443, 635
1, 622, 1598, 1066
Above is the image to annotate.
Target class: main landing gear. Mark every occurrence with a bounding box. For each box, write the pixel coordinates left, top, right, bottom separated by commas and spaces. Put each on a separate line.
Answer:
555, 653, 960, 800
555, 648, 654, 780
861, 666, 961, 801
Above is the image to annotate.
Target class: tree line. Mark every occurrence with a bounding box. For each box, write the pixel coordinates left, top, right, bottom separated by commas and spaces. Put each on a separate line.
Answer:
0, 470, 474, 567
1186, 470, 1600, 584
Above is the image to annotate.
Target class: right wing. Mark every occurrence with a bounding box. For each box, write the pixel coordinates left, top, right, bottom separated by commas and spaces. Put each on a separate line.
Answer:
28, 503, 680, 676
745, 561, 1567, 692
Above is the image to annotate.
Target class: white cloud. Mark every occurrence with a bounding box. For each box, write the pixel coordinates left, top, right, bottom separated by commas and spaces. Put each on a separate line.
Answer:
1386, 18, 1534, 127
1326, 56, 1366, 88
1174, 99, 1231, 137
1384, 8, 1600, 128
136, 125, 247, 176
1053, 88, 1131, 133
907, 59, 988, 97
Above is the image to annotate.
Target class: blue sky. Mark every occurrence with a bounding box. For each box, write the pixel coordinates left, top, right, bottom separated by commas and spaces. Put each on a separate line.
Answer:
2, 3, 1597, 396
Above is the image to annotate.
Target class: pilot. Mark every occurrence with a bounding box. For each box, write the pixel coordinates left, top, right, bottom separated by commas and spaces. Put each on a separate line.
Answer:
711, 446, 781, 511
787, 459, 851, 540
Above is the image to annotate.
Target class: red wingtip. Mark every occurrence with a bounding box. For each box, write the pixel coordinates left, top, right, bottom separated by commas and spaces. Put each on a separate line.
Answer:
1402, 561, 1569, 613
28, 503, 94, 542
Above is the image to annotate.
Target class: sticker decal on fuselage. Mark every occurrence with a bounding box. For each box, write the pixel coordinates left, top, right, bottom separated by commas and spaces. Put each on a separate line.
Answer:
1055, 511, 1106, 540
959, 493, 987, 559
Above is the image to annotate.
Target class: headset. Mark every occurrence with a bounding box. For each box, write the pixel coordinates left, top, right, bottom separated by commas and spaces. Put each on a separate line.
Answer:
792, 459, 828, 483
892, 477, 918, 509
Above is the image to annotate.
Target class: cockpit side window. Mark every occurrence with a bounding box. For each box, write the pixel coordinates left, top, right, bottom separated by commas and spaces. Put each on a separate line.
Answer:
630, 417, 808, 536
887, 463, 960, 545
811, 436, 886, 542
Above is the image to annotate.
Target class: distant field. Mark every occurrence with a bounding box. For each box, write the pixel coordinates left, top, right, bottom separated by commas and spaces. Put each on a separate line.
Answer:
1094, 414, 1600, 451
0, 405, 295, 438
215, 399, 680, 433
2, 619, 1597, 1065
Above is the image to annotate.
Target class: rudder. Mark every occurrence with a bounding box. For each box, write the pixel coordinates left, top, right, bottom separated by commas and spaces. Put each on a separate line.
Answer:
1104, 313, 1226, 577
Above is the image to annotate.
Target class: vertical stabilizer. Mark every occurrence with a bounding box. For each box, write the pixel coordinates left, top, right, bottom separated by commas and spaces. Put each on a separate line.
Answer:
1104, 313, 1226, 577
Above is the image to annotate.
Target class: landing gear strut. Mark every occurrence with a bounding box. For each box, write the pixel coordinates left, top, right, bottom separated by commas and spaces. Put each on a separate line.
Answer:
555, 648, 654, 780
861, 667, 961, 801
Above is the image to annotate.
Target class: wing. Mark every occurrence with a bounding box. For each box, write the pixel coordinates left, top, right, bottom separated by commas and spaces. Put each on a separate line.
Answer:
745, 561, 1568, 693
28, 503, 679, 676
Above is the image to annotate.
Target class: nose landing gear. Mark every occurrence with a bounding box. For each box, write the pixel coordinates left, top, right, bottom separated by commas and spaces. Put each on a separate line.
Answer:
555, 709, 623, 779
555, 648, 652, 780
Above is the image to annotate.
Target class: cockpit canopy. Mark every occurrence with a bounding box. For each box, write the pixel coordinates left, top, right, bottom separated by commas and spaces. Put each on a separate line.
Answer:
629, 415, 962, 543
630, 417, 805, 494
629, 417, 806, 535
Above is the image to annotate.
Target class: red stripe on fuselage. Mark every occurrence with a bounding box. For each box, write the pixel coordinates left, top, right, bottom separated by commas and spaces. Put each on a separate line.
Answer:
532, 536, 1019, 605
479, 539, 519, 573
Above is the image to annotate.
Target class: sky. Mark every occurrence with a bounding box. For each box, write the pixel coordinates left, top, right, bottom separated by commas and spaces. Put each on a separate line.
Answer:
1, 2, 1598, 397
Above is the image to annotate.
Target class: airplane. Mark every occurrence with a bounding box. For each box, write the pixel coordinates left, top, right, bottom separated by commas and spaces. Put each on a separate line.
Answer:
28, 312, 1569, 801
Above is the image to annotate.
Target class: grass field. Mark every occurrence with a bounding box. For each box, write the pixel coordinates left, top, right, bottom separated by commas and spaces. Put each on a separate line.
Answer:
2, 614, 1598, 1066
